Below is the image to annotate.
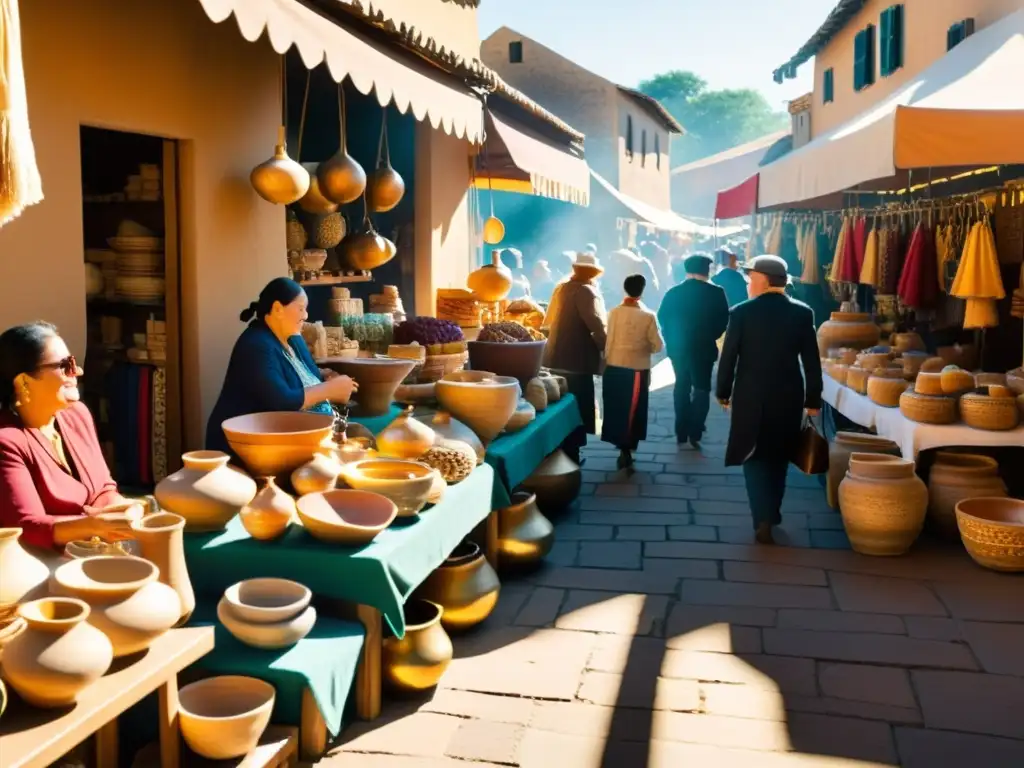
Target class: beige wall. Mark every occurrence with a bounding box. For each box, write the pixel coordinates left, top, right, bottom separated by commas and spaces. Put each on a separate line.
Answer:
811, 0, 1022, 136
616, 92, 671, 210
1, 0, 286, 448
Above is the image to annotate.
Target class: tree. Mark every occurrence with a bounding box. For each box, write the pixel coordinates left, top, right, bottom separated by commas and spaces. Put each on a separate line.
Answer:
637, 70, 789, 167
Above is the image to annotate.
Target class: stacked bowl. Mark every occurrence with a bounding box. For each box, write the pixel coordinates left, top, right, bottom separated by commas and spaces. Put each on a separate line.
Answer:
217, 578, 316, 649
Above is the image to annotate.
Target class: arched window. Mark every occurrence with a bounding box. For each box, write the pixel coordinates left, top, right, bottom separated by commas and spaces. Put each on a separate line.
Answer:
655, 134, 661, 169
625, 115, 634, 161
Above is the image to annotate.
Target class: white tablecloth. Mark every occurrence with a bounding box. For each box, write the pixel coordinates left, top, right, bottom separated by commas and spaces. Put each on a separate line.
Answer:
822, 376, 1024, 459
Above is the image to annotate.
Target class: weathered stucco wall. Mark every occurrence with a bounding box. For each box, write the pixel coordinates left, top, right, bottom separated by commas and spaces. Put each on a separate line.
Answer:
616, 92, 672, 210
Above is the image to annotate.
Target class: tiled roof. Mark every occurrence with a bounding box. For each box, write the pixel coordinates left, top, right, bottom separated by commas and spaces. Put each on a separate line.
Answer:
616, 86, 685, 134
772, 0, 869, 83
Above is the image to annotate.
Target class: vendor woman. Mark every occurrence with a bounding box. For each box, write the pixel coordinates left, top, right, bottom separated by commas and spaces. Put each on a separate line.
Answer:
0, 322, 140, 549
205, 277, 357, 455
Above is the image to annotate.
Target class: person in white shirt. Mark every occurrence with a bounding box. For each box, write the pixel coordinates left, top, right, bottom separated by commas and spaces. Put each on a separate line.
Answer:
601, 274, 665, 470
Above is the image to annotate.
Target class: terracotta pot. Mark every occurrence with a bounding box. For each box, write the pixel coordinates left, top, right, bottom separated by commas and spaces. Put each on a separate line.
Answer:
817, 312, 880, 357
2, 597, 113, 708
179, 676, 275, 760
467, 340, 546, 389
377, 407, 435, 460
416, 541, 500, 631
217, 597, 316, 650
497, 491, 555, 568
0, 528, 50, 622
240, 478, 296, 541
0, 615, 27, 663
430, 411, 485, 465
222, 411, 336, 478
51, 556, 180, 656
927, 453, 1007, 541
130, 513, 195, 626
291, 450, 343, 497
955, 497, 1024, 572
826, 432, 900, 509
154, 451, 257, 533
901, 351, 930, 377
339, 459, 435, 517
518, 450, 582, 514
435, 371, 520, 445
382, 599, 453, 691
318, 357, 417, 417
467, 250, 512, 302
295, 489, 397, 545
838, 454, 927, 556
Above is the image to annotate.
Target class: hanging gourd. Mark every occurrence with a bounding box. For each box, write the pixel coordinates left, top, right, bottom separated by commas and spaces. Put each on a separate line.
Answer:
251, 58, 310, 205
366, 108, 405, 213
341, 195, 396, 271
318, 84, 366, 205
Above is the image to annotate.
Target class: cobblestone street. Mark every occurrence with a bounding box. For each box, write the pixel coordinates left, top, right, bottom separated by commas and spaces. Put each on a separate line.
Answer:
322, 363, 1024, 767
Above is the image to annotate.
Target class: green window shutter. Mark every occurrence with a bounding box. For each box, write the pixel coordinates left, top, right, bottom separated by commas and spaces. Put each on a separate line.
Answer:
880, 9, 892, 75
881, 5, 904, 76
823, 68, 835, 104
854, 29, 866, 91
863, 24, 877, 88
948, 18, 975, 50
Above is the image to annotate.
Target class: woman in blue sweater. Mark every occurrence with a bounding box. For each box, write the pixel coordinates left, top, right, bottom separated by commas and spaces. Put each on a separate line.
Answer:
205, 278, 357, 455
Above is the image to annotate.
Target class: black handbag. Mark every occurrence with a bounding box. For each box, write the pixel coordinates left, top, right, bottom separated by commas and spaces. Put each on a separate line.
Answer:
791, 415, 829, 475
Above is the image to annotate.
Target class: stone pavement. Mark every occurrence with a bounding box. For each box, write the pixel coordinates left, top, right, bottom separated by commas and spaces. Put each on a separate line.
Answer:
319, 363, 1024, 767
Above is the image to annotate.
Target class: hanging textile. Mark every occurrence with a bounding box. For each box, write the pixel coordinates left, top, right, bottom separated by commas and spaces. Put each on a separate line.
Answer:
851, 217, 868, 278
878, 226, 903, 295
860, 224, 880, 287
829, 217, 850, 283
935, 224, 954, 292
952, 219, 1006, 329
799, 222, 820, 285
898, 223, 938, 309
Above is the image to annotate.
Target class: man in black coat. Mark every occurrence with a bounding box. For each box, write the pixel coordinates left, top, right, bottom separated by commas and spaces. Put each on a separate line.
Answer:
658, 254, 730, 449
716, 255, 823, 544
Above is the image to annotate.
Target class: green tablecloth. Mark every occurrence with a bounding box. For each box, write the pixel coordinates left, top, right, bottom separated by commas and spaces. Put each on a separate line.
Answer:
183, 463, 494, 637
484, 395, 583, 508
188, 604, 363, 737
348, 404, 403, 436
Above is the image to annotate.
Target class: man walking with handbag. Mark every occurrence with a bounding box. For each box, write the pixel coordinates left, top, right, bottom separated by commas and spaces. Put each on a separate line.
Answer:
716, 255, 823, 544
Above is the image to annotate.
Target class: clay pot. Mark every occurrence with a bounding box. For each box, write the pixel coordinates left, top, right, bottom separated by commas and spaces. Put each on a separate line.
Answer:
467, 251, 512, 302
891, 332, 925, 354
154, 451, 257, 533
955, 497, 1024, 572
382, 600, 453, 691
525, 378, 548, 412
435, 371, 520, 445
290, 450, 343, 498
467, 340, 546, 389
319, 357, 417, 417
223, 579, 311, 624
497, 491, 555, 568
2, 597, 113, 708
296, 489, 397, 545
518, 450, 582, 514
339, 459, 436, 518
817, 312, 880, 357
0, 615, 28, 664
416, 541, 500, 631
377, 407, 435, 460
540, 373, 562, 402
827, 432, 900, 509
838, 454, 927, 556
505, 400, 536, 433
130, 513, 195, 627
431, 411, 485, 465
179, 676, 275, 760
51, 556, 180, 657
927, 453, 1007, 540
222, 411, 336, 478
901, 351, 930, 377
240, 478, 296, 541
0, 528, 50, 622
217, 597, 317, 650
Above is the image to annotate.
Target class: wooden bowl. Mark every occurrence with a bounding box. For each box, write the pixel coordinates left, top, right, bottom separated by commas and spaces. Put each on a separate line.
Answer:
222, 578, 311, 624
296, 489, 397, 544
222, 412, 335, 477
955, 497, 1024, 572
179, 676, 276, 759
960, 392, 1021, 431
338, 459, 436, 517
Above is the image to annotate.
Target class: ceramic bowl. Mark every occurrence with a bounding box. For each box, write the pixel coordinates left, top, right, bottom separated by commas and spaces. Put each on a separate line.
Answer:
395, 381, 437, 406
222, 411, 335, 477
222, 578, 311, 624
217, 598, 317, 650
339, 459, 436, 517
296, 489, 398, 545
0, 616, 27, 662
316, 357, 417, 417
467, 340, 546, 389
179, 675, 276, 759
435, 370, 520, 444
955, 497, 1024, 572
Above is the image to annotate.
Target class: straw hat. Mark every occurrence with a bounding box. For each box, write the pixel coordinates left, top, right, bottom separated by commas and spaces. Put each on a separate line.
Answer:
573, 252, 604, 274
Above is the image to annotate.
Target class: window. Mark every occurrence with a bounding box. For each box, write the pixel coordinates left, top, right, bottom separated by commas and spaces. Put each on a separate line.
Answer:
625, 115, 634, 161
854, 24, 876, 91
880, 5, 904, 77
823, 68, 835, 103
947, 18, 975, 50
655, 134, 661, 169
641, 130, 647, 167
508, 41, 523, 63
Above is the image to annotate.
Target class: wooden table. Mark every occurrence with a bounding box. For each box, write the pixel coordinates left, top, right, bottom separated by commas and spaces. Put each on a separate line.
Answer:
132, 725, 298, 767
0, 626, 214, 768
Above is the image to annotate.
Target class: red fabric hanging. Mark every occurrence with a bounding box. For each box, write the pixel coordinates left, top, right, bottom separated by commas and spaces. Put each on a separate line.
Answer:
897, 223, 939, 309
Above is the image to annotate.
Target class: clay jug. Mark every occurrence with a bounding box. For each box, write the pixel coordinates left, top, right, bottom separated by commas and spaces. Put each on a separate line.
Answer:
416, 541, 500, 631
827, 432, 900, 509
154, 451, 257, 532
497, 491, 555, 568
838, 454, 927, 556
519, 450, 582, 514
430, 411, 485, 465
2, 597, 113, 707
240, 478, 296, 541
927, 452, 1007, 540
377, 407, 435, 460
291, 450, 343, 497
0, 528, 50, 622
816, 312, 880, 357
51, 556, 181, 657
382, 599, 453, 692
467, 250, 513, 302
130, 513, 195, 626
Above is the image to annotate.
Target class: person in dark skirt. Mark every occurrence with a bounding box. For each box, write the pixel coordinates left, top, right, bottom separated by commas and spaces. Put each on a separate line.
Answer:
716, 255, 823, 544
601, 274, 664, 469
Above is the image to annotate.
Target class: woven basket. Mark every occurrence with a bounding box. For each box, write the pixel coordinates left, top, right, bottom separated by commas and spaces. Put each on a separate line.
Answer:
899, 390, 958, 425
960, 393, 1021, 431
419, 352, 468, 383
867, 376, 910, 408
847, 367, 870, 394
914, 372, 945, 397
829, 364, 850, 386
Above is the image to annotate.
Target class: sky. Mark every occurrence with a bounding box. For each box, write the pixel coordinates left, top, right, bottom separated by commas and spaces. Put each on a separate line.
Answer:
477, 0, 840, 110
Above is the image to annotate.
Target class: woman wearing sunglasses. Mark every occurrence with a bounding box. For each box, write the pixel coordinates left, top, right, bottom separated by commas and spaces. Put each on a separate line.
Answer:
0, 322, 140, 549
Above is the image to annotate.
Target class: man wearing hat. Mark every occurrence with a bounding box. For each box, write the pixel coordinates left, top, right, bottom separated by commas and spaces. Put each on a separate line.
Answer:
657, 253, 730, 449
716, 255, 822, 544
711, 246, 749, 308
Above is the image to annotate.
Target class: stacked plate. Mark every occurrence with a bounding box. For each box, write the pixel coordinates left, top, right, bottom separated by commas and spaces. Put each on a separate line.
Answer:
116, 251, 163, 276
217, 578, 316, 650
116, 275, 165, 302
107, 235, 164, 253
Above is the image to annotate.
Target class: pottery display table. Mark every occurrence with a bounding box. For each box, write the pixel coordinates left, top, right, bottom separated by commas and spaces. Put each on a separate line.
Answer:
0, 626, 214, 768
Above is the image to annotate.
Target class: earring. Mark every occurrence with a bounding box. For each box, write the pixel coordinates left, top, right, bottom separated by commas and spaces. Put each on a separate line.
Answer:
15, 379, 30, 409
